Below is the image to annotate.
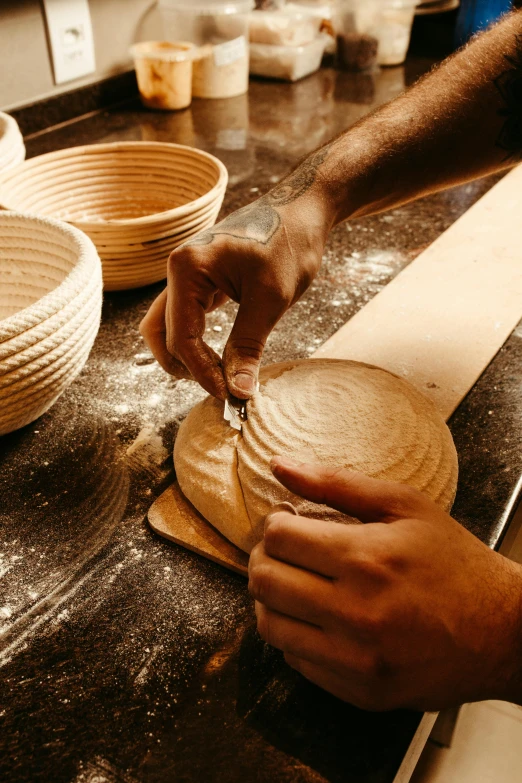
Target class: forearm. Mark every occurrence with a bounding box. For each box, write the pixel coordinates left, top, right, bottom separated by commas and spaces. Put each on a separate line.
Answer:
269, 10, 522, 228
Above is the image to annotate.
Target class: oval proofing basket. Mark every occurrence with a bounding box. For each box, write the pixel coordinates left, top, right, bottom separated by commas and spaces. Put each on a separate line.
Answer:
0, 141, 228, 291
0, 212, 103, 436
0, 112, 26, 173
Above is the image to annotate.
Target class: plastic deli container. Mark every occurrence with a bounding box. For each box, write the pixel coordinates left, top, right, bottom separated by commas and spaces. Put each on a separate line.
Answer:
249, 35, 328, 81
131, 41, 197, 110
337, 0, 418, 68
249, 8, 322, 47
374, 0, 418, 65
159, 0, 254, 99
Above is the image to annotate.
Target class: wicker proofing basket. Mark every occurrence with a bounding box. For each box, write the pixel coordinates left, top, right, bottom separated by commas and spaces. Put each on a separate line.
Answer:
0, 212, 103, 436
0, 112, 26, 173
0, 141, 228, 291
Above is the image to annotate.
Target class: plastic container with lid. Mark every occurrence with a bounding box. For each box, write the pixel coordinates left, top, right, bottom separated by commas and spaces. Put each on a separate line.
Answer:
249, 34, 328, 81
249, 8, 322, 47
130, 41, 197, 110
159, 0, 254, 99
337, 0, 418, 68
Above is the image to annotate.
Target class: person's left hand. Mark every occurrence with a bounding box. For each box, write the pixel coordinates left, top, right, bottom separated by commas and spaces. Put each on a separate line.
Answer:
248, 457, 522, 712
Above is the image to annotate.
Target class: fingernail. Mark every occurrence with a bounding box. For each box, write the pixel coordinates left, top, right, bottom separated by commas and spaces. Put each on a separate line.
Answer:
233, 372, 256, 394
271, 455, 298, 472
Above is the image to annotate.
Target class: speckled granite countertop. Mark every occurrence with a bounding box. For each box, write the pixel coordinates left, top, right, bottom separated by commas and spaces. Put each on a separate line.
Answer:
2, 63, 522, 783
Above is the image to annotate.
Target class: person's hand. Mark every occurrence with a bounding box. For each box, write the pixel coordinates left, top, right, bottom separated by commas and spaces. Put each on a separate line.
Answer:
139, 147, 334, 400
248, 457, 522, 712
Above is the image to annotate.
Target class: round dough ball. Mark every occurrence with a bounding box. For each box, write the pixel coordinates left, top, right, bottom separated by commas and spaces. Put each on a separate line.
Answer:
174, 359, 458, 553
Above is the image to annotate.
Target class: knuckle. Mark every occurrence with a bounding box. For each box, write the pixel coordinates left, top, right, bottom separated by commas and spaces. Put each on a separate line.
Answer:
226, 337, 264, 362
165, 335, 178, 358
264, 513, 287, 549
248, 563, 273, 605
359, 649, 386, 680
389, 483, 426, 516
256, 605, 274, 646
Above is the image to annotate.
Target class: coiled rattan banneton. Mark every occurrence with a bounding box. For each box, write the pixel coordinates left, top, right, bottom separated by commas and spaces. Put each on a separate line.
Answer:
0, 113, 26, 173
0, 212, 103, 435
0, 141, 228, 291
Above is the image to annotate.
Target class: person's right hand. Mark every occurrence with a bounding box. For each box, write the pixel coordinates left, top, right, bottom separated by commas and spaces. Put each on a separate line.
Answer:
140, 146, 334, 400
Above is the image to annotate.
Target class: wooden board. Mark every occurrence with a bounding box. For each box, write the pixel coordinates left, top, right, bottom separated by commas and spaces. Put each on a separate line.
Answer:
149, 482, 249, 576
149, 165, 522, 572
316, 166, 522, 419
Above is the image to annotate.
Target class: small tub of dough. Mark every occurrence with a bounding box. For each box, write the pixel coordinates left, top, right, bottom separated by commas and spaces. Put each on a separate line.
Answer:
131, 41, 196, 110
249, 35, 328, 82
159, 0, 254, 99
249, 8, 321, 47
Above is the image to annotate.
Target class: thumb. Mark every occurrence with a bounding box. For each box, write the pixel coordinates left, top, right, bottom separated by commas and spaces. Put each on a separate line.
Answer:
270, 456, 429, 523
223, 286, 286, 399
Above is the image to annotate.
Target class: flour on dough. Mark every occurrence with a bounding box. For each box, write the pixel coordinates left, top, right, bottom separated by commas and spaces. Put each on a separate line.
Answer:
174, 359, 458, 553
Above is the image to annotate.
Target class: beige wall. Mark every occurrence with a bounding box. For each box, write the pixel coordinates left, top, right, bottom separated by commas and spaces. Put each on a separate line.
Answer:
0, 0, 163, 111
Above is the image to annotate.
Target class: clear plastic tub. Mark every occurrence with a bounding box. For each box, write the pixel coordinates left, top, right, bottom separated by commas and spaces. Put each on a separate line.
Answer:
374, 1, 418, 65
337, 0, 418, 68
159, 0, 254, 99
249, 34, 328, 81
130, 41, 196, 110
249, 8, 322, 47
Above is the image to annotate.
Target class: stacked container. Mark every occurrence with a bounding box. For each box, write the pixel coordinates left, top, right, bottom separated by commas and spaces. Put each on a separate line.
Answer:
248, 7, 328, 81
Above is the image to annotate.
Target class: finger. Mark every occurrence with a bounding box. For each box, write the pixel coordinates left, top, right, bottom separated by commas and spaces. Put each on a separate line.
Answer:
167, 253, 228, 399
263, 511, 350, 578
139, 289, 192, 379
207, 289, 229, 313
248, 537, 334, 625
223, 284, 288, 399
284, 654, 378, 709
254, 602, 333, 666
271, 457, 427, 523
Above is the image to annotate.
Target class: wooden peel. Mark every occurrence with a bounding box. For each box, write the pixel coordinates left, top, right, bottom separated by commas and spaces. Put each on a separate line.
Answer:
148, 165, 522, 574
149, 482, 249, 576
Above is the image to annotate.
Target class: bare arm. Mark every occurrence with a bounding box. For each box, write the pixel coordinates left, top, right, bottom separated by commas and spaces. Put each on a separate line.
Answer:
140, 11, 522, 399
317, 9, 522, 225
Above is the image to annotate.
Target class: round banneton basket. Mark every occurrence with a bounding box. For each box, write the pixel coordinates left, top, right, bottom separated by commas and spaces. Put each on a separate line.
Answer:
0, 112, 26, 173
0, 212, 103, 436
0, 141, 228, 291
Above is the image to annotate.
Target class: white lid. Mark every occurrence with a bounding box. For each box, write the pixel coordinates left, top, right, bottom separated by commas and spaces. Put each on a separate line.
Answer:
159, 0, 254, 13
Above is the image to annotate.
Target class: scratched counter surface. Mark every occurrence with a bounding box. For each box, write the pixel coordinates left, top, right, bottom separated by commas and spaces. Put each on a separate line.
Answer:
2, 64, 522, 783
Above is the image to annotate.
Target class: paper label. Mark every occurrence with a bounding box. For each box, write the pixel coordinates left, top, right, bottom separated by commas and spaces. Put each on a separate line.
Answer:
213, 36, 246, 67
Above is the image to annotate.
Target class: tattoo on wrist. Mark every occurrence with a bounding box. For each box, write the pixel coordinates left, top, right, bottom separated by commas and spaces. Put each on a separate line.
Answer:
495, 33, 522, 160
182, 142, 333, 249
268, 143, 333, 206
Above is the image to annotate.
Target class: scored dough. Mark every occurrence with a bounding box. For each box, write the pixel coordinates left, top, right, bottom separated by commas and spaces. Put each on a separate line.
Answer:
174, 359, 458, 553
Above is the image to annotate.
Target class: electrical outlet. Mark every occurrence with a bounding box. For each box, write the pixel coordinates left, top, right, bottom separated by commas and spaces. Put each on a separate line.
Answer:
42, 0, 96, 85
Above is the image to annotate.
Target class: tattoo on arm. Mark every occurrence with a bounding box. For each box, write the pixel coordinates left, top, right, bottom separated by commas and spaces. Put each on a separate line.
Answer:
495, 33, 522, 160
268, 144, 333, 205
182, 143, 333, 248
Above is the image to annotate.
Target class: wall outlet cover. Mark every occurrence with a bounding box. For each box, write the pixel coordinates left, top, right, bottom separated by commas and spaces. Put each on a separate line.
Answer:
42, 0, 96, 84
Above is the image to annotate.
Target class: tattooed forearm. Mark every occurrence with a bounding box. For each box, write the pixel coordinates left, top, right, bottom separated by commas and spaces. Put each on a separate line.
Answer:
183, 143, 333, 249
495, 33, 522, 160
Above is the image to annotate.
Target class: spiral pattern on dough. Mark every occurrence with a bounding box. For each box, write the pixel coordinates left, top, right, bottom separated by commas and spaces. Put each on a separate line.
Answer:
174, 359, 458, 553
